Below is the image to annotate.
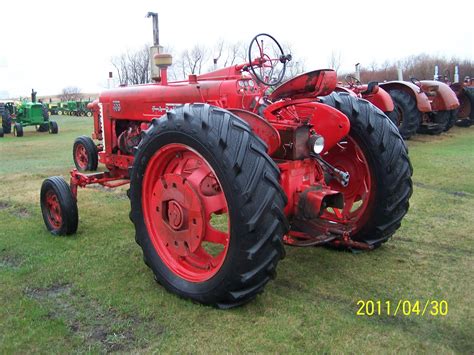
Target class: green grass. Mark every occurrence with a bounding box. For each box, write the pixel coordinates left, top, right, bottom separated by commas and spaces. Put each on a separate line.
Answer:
1, 117, 473, 353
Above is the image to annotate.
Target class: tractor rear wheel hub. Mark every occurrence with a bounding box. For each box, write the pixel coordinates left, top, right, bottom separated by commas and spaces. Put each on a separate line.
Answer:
152, 173, 205, 256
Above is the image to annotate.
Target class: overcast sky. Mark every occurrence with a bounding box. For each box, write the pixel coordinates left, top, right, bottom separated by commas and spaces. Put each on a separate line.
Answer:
0, 0, 472, 98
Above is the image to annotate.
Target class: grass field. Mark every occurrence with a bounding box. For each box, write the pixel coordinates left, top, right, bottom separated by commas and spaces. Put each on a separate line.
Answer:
0, 116, 473, 353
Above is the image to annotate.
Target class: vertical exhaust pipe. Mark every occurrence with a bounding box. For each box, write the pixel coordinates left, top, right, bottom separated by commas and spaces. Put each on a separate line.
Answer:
454, 65, 459, 83
397, 68, 403, 81
354, 63, 360, 81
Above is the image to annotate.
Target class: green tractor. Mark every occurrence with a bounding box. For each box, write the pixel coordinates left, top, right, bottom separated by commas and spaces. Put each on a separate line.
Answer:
65, 101, 78, 116
56, 102, 68, 115
45, 101, 59, 115
11, 89, 58, 137
61, 100, 92, 117
77, 100, 93, 117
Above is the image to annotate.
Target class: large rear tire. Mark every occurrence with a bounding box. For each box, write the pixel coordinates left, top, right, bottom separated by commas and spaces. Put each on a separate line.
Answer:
2, 110, 12, 134
40, 176, 78, 236
320, 92, 413, 247
129, 104, 288, 308
386, 89, 420, 139
73, 136, 98, 171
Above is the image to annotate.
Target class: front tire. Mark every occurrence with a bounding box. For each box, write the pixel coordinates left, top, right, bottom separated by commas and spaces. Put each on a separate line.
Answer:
320, 92, 413, 247
73, 136, 98, 171
49, 121, 58, 134
129, 104, 288, 308
40, 176, 78, 235
13, 123, 23, 137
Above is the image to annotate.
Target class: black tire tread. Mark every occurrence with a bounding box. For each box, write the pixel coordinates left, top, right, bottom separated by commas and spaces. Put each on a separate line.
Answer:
387, 89, 420, 139
40, 176, 78, 235
73, 136, 98, 171
129, 103, 288, 308
320, 92, 413, 247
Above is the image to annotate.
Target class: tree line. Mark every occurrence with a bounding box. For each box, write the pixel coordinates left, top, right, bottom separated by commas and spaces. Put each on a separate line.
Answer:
111, 43, 473, 86
346, 54, 474, 83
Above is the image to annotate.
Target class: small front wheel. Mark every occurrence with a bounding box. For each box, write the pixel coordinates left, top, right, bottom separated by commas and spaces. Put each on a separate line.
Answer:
49, 121, 59, 134
73, 136, 98, 171
40, 176, 78, 235
13, 123, 23, 137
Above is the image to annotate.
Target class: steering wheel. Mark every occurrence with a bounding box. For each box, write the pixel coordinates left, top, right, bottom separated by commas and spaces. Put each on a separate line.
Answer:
248, 33, 290, 86
345, 74, 361, 87
410, 77, 422, 87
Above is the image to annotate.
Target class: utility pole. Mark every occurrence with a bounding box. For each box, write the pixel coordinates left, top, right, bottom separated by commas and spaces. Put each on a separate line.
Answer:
147, 12, 163, 82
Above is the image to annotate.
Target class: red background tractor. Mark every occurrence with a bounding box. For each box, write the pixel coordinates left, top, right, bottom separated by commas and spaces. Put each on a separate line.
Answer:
40, 34, 412, 308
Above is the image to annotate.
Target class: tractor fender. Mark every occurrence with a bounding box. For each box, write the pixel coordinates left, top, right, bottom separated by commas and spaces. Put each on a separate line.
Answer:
227, 108, 281, 155
379, 81, 432, 112
450, 83, 474, 119
307, 101, 350, 154
334, 86, 358, 97
362, 87, 394, 112
420, 80, 460, 111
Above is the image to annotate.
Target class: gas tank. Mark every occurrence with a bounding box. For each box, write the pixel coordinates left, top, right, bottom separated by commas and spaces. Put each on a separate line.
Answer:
99, 77, 259, 121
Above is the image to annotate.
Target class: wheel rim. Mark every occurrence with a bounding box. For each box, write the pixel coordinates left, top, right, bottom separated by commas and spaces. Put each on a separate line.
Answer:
45, 190, 62, 229
75, 143, 88, 170
142, 143, 230, 282
321, 135, 374, 232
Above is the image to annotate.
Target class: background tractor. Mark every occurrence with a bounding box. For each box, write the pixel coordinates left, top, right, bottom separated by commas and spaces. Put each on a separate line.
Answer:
61, 100, 93, 117
45, 101, 59, 115
450, 77, 474, 127
335, 76, 401, 135
40, 33, 412, 308
11, 89, 58, 137
379, 78, 459, 137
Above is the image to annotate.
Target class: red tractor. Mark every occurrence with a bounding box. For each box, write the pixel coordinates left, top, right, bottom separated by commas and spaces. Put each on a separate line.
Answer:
40, 34, 412, 308
379, 78, 460, 137
450, 77, 474, 127
335, 76, 401, 135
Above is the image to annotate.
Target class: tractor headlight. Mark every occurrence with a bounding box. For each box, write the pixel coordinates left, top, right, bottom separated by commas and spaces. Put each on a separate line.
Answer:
308, 134, 325, 154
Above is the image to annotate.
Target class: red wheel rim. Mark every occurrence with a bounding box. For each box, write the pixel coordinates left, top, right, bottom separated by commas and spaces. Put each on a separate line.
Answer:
75, 143, 88, 170
321, 136, 374, 232
45, 190, 62, 229
142, 143, 230, 282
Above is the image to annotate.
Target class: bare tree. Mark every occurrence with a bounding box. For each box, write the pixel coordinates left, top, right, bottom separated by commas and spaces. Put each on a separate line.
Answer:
328, 50, 342, 72
59, 87, 82, 101
184, 45, 209, 75
112, 45, 150, 85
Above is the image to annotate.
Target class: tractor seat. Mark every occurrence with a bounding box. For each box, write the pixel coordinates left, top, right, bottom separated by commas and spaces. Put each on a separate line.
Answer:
360, 81, 379, 95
